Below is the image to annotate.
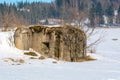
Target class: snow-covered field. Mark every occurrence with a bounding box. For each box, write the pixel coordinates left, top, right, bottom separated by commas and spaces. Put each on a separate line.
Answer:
0, 28, 120, 80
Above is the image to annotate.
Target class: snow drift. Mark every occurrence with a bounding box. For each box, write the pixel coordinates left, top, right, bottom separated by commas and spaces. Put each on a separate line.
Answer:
0, 31, 24, 59
0, 28, 120, 80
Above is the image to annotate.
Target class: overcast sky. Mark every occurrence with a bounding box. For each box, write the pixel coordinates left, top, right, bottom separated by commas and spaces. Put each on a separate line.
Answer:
0, 0, 54, 4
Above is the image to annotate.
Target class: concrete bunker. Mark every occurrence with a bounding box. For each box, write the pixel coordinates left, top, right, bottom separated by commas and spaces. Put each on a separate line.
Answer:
14, 25, 86, 62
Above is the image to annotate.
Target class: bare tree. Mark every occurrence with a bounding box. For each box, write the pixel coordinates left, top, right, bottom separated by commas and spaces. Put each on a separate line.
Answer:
1, 12, 28, 31
63, 25, 86, 61
84, 27, 104, 53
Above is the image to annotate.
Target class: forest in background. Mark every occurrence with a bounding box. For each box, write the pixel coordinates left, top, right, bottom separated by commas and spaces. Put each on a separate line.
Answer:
0, 0, 120, 28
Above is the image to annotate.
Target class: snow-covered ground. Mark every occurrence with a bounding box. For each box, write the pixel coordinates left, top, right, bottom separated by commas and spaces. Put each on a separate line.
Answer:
0, 28, 120, 80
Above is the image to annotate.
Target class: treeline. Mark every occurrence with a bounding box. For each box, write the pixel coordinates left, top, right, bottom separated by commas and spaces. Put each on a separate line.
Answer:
0, 0, 120, 28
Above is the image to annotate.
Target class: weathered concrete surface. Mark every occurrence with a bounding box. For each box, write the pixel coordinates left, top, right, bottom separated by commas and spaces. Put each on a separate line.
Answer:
14, 27, 32, 50
14, 25, 86, 62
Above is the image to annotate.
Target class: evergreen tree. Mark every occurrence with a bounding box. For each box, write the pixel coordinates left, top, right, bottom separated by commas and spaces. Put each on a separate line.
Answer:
95, 2, 103, 16
105, 5, 114, 24
106, 5, 114, 17
95, 2, 104, 25
55, 0, 63, 7
117, 6, 120, 24
118, 6, 120, 14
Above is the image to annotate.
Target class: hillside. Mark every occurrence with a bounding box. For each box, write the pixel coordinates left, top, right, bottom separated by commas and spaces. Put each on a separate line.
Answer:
0, 28, 120, 80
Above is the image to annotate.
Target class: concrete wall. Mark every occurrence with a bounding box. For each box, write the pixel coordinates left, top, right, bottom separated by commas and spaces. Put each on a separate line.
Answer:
14, 27, 32, 50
